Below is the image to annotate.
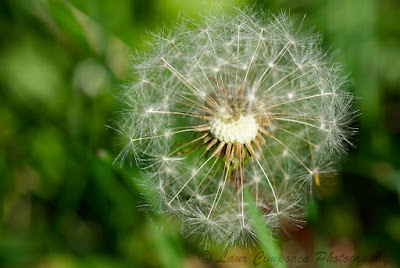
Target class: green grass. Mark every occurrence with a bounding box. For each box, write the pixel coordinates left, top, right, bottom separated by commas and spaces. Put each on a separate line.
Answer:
0, 0, 399, 267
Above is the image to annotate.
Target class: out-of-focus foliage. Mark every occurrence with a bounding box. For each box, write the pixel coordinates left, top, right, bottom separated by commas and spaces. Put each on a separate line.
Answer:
0, 0, 399, 267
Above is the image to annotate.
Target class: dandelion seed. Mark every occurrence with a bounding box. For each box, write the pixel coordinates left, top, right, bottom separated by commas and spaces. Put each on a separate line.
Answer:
114, 7, 356, 248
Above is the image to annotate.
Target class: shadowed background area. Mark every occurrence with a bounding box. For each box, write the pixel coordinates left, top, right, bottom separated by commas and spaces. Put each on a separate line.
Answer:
0, 0, 399, 267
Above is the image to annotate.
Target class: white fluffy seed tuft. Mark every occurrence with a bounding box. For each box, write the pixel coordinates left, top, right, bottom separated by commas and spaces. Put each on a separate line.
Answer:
113, 6, 357, 249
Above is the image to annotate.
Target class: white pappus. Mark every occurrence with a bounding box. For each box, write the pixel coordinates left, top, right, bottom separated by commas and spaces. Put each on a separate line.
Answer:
113, 7, 357, 249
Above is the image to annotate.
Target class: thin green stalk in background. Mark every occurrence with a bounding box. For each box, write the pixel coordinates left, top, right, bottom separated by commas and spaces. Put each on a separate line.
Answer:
245, 190, 286, 268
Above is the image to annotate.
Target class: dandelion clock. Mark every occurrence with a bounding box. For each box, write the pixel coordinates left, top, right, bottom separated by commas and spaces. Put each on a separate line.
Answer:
113, 7, 356, 248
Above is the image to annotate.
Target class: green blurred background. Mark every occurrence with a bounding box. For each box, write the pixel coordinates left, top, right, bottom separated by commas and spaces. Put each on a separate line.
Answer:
0, 0, 399, 267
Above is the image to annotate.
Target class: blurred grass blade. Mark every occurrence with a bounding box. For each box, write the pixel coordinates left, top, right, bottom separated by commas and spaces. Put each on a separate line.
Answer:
32, 0, 130, 80
149, 220, 183, 268
244, 190, 286, 268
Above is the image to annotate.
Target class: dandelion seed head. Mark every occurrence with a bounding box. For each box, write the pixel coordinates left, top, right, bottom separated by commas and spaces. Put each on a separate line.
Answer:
113, 6, 357, 249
